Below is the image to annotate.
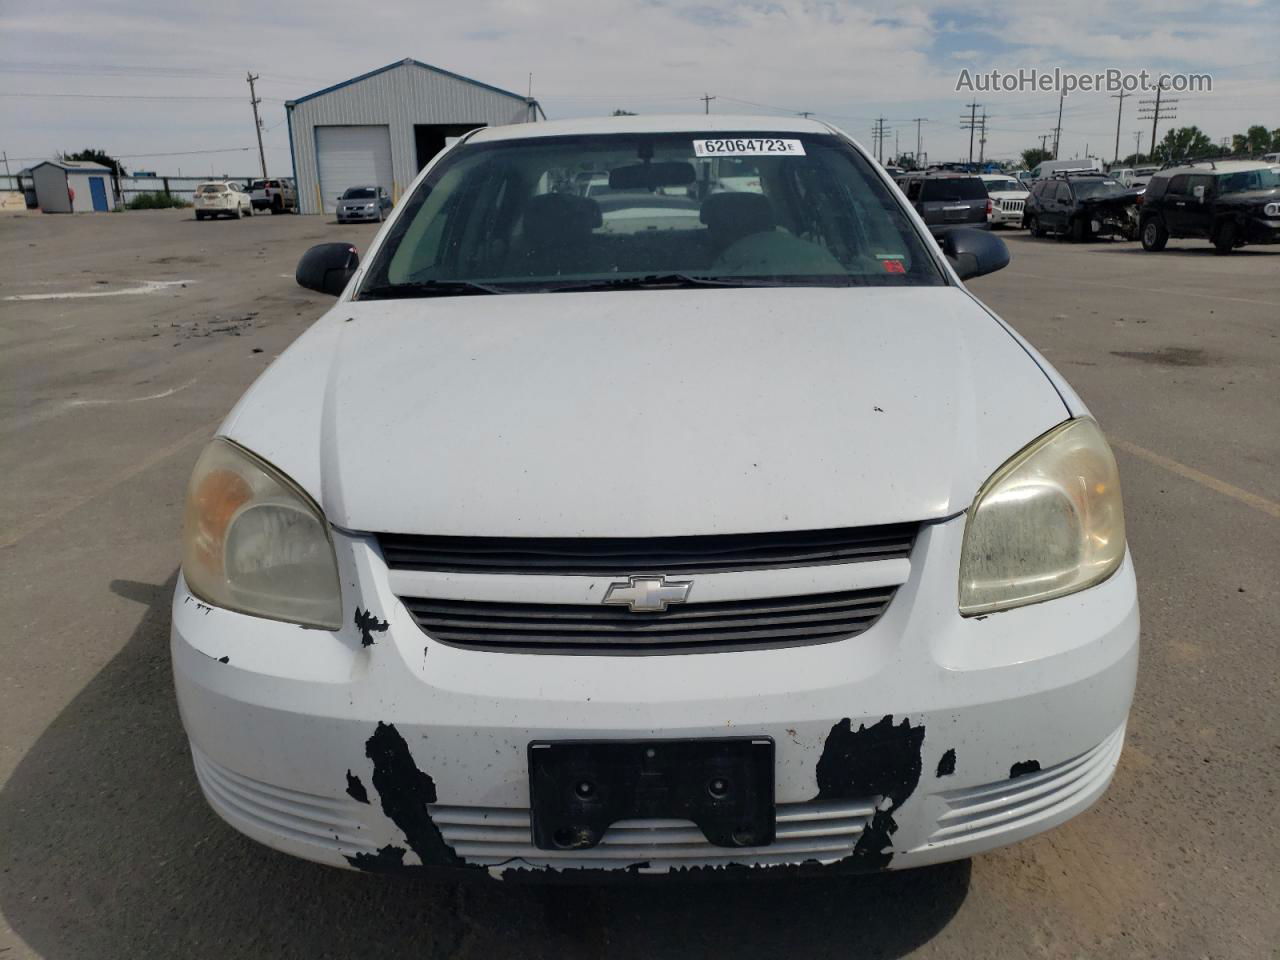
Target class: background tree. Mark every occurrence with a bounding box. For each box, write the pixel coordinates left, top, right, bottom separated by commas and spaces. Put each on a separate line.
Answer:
611, 109, 637, 116
59, 148, 127, 177
1021, 146, 1052, 169
1152, 126, 1213, 164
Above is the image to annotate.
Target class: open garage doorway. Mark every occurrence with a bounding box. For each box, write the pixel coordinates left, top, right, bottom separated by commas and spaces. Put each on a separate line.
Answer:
415, 124, 486, 171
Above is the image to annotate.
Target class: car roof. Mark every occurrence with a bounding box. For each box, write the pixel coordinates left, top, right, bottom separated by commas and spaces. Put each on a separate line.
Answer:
1155, 159, 1276, 177
468, 114, 833, 144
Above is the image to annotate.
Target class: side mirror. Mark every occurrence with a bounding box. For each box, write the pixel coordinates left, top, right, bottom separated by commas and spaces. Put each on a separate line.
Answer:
939, 227, 1009, 281
296, 243, 359, 296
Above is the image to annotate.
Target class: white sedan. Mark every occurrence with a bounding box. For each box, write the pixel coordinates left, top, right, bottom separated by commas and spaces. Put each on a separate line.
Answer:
193, 181, 253, 220
172, 115, 1137, 879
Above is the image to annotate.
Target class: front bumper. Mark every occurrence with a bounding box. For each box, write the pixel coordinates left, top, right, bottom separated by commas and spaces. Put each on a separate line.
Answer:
1241, 216, 1280, 244
172, 515, 1139, 879
337, 207, 380, 222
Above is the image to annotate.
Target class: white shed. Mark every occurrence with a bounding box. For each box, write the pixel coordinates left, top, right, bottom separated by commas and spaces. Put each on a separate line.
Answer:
30, 160, 120, 213
286, 58, 543, 215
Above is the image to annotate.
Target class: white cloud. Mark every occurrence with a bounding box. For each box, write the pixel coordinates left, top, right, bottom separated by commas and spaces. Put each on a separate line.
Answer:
0, 0, 1274, 172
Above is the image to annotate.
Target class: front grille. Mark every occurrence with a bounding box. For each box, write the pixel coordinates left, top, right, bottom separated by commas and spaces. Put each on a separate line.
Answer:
1001, 199, 1025, 212
402, 587, 895, 654
432, 798, 875, 871
378, 523, 916, 576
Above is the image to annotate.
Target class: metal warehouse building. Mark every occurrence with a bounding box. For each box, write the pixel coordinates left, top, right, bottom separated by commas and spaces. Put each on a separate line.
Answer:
286, 58, 542, 215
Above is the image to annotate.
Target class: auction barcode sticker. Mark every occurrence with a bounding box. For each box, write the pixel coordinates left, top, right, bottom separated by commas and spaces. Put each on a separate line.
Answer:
692, 138, 806, 157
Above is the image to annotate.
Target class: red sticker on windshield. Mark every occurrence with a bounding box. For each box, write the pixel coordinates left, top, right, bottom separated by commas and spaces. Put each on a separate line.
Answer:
882, 259, 906, 274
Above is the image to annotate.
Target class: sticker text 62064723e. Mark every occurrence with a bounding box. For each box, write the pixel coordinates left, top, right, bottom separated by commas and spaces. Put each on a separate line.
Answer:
692, 138, 806, 157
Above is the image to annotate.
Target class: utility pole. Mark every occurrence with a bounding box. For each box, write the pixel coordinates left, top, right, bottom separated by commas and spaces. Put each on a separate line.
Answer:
2, 151, 9, 177
911, 118, 928, 168
1052, 90, 1065, 159
246, 72, 267, 178
1133, 130, 1143, 161
977, 110, 988, 165
700, 93, 716, 114
960, 102, 981, 166
1110, 90, 1127, 164
870, 117, 889, 164
1138, 82, 1177, 163
1038, 133, 1050, 153
797, 111, 814, 119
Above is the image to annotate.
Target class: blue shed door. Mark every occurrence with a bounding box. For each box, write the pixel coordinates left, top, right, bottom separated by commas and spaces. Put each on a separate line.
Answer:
88, 177, 108, 211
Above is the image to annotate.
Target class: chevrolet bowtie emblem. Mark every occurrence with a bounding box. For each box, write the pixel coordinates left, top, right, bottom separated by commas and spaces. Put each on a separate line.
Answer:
602, 576, 693, 613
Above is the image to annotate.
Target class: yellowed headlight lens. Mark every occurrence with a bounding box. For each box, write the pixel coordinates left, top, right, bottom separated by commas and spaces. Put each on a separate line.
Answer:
959, 419, 1125, 616
182, 439, 341, 629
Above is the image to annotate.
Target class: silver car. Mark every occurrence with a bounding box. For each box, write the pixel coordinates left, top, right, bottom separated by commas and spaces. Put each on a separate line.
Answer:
336, 186, 392, 223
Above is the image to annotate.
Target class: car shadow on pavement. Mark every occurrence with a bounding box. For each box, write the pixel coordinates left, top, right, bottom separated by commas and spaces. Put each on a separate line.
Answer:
0, 573, 970, 960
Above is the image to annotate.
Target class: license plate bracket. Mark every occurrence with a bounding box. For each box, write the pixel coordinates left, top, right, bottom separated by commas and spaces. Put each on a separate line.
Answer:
528, 737, 775, 851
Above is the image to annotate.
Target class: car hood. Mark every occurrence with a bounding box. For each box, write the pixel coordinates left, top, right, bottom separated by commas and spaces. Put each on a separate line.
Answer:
222, 286, 1068, 537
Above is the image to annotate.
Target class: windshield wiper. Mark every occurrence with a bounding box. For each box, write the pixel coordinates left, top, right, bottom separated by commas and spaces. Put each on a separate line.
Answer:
547, 274, 786, 293
359, 279, 507, 299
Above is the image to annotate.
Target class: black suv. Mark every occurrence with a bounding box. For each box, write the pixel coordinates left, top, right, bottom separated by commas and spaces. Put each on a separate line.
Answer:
1139, 160, 1280, 254
1023, 173, 1140, 241
899, 174, 990, 236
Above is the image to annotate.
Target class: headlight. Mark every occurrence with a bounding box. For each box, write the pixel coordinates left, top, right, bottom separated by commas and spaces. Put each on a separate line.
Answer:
959, 419, 1125, 616
182, 438, 341, 628
1264, 202, 1280, 217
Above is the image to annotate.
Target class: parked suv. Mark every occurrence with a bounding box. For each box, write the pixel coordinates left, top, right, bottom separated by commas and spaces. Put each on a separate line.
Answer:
981, 175, 1030, 229
172, 116, 1137, 881
250, 177, 297, 214
900, 173, 991, 236
1139, 160, 1280, 254
1023, 173, 1139, 241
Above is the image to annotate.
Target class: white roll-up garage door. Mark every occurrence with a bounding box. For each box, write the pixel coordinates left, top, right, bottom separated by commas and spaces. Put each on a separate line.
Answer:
315, 125, 393, 214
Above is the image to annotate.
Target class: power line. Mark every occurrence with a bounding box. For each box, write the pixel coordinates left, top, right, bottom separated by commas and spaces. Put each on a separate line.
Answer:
1, 91, 284, 102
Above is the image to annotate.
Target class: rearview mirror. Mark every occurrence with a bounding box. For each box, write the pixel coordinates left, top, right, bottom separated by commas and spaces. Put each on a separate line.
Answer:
296, 243, 359, 296
939, 228, 1009, 281
609, 162, 696, 191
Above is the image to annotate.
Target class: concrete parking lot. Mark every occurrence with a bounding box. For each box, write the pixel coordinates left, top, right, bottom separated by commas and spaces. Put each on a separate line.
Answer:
1, 209, 1276, 959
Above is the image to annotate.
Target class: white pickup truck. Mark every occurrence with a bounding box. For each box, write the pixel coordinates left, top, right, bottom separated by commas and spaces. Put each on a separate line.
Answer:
249, 177, 297, 214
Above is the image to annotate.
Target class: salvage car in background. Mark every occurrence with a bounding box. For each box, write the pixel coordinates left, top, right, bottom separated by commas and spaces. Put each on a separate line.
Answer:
982, 174, 1030, 229
1139, 160, 1280, 254
193, 181, 253, 220
1024, 173, 1141, 241
173, 115, 1136, 879
899, 172, 992, 236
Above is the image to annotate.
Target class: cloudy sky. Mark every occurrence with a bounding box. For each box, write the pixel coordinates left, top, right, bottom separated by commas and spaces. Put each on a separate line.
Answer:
2, 0, 1275, 177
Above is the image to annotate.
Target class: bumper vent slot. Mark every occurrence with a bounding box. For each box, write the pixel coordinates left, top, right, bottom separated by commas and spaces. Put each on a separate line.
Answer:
377, 523, 917, 576
402, 587, 895, 654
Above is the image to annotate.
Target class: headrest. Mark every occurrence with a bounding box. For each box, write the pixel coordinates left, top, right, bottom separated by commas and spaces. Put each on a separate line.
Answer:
523, 193, 603, 242
699, 192, 775, 235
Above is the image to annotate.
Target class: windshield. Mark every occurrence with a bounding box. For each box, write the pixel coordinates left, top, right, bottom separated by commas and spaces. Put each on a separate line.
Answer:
983, 178, 1026, 193
1219, 167, 1280, 194
919, 178, 987, 201
359, 131, 944, 298
343, 188, 377, 200
1072, 179, 1125, 198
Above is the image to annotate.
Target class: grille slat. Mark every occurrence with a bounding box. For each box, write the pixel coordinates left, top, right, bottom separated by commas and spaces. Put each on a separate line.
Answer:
403, 587, 894, 654
378, 523, 916, 576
